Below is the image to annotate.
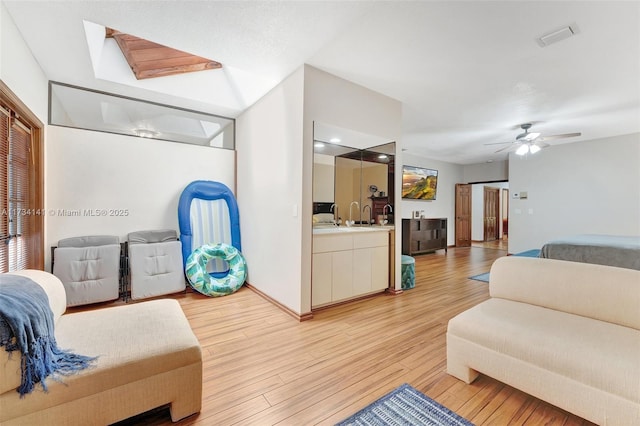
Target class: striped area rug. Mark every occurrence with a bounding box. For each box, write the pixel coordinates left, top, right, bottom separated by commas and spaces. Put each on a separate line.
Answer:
336, 383, 474, 426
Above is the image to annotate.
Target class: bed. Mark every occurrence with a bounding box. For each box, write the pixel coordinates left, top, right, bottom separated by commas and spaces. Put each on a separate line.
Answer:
539, 234, 640, 270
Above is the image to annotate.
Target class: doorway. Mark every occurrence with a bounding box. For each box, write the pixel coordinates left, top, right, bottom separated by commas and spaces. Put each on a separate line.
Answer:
483, 187, 499, 242
502, 188, 509, 239
461, 182, 509, 250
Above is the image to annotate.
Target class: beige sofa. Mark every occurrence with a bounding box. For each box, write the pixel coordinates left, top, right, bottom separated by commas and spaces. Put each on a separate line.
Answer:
0, 270, 202, 425
447, 256, 640, 425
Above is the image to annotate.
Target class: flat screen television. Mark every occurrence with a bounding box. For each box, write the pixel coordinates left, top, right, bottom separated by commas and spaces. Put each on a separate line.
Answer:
402, 165, 438, 200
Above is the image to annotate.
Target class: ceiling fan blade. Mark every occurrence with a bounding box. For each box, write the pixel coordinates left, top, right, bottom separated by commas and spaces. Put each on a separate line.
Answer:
539, 132, 581, 141
535, 142, 550, 149
484, 141, 513, 146
494, 144, 517, 153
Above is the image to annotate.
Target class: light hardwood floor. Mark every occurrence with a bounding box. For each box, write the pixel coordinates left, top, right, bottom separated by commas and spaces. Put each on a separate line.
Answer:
115, 246, 594, 426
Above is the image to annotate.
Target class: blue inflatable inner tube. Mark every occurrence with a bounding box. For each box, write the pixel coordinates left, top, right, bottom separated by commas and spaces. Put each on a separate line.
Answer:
185, 243, 247, 297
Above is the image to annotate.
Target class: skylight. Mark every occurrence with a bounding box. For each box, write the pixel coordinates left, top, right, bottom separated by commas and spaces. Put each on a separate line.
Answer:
82, 20, 277, 115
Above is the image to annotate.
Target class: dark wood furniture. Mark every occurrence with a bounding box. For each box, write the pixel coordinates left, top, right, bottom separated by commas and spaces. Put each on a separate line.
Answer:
370, 196, 390, 220
402, 218, 448, 255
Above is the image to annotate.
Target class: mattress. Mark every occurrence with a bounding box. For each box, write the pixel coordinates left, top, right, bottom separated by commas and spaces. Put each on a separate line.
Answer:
539, 234, 640, 270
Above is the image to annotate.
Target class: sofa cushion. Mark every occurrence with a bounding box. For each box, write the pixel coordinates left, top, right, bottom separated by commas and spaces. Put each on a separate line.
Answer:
128, 229, 177, 244
0, 299, 201, 420
53, 244, 121, 306
448, 298, 640, 405
0, 270, 69, 395
489, 256, 640, 330
57, 235, 120, 248
129, 241, 185, 300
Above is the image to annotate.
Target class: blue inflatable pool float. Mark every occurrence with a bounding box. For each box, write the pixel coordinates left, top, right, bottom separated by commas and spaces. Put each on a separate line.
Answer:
185, 243, 247, 297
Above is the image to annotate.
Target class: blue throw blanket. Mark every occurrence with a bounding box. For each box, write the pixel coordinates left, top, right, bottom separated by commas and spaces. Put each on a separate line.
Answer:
0, 274, 96, 396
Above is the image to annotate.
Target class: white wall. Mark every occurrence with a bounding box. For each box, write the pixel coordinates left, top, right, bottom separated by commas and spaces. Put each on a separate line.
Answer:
400, 155, 464, 246
471, 184, 484, 241
0, 3, 48, 121
463, 160, 508, 183
236, 67, 305, 314
508, 133, 640, 253
2, 5, 238, 272
303, 65, 402, 310
45, 126, 235, 270
237, 65, 402, 317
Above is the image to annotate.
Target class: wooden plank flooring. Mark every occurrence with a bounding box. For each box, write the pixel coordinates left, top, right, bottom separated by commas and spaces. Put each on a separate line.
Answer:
114, 246, 595, 425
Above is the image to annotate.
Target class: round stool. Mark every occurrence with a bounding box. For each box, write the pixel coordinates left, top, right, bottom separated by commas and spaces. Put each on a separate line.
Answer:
401, 255, 415, 290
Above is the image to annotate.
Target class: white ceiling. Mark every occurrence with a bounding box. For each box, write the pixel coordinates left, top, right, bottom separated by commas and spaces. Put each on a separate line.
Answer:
4, 1, 639, 165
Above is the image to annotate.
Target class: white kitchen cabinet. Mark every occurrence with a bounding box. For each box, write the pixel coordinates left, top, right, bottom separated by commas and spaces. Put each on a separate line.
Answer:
331, 250, 353, 301
371, 246, 389, 291
311, 252, 332, 306
312, 229, 389, 308
352, 248, 372, 295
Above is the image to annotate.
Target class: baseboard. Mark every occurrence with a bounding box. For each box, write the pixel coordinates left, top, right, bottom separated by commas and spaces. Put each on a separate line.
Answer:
311, 289, 391, 312
244, 282, 313, 322
244, 284, 400, 319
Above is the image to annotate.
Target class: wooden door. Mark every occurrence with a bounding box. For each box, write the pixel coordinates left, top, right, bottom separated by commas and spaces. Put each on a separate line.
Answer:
483, 187, 499, 241
455, 184, 471, 247
502, 188, 509, 237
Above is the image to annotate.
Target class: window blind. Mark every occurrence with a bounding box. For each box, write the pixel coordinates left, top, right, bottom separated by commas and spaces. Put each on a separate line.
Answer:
0, 85, 43, 272
0, 106, 9, 272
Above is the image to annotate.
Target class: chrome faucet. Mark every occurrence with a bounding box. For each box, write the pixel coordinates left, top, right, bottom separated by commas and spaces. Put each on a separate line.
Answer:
347, 201, 359, 227
380, 204, 393, 225
330, 203, 339, 226
362, 205, 372, 226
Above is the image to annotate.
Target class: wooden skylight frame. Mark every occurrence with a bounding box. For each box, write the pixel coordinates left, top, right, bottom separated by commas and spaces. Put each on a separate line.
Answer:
105, 28, 222, 80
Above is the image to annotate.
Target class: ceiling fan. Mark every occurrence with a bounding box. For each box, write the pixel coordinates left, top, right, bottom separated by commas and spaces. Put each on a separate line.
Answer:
486, 123, 581, 155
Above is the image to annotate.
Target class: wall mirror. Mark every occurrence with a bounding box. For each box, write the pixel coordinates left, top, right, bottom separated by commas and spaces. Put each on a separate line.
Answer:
313, 122, 395, 226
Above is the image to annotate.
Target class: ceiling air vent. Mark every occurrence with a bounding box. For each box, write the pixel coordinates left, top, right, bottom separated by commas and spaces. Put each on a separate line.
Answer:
536, 24, 579, 47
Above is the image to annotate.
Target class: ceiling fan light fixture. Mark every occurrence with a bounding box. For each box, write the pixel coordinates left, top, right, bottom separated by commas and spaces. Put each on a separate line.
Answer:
134, 128, 158, 138
488, 122, 579, 156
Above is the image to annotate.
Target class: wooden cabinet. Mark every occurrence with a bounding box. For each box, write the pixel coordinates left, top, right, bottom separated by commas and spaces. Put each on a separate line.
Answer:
402, 218, 448, 255
312, 230, 389, 309
370, 196, 390, 221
